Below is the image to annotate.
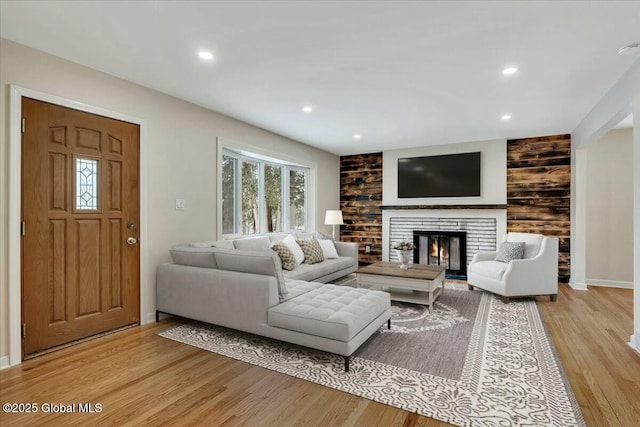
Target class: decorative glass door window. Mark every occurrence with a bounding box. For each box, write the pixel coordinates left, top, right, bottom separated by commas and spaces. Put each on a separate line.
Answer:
76, 157, 99, 210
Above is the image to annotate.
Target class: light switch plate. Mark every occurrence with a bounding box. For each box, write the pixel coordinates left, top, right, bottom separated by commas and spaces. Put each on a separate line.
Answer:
175, 199, 186, 210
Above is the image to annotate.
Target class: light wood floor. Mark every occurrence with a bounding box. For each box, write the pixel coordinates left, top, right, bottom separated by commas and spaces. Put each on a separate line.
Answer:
1, 284, 638, 426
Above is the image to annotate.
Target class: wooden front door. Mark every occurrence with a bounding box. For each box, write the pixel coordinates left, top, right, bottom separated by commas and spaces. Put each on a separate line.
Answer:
21, 97, 140, 356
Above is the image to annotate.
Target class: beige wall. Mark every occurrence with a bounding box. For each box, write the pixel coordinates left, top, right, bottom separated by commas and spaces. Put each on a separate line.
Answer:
586, 128, 633, 285
0, 38, 340, 361
382, 138, 507, 206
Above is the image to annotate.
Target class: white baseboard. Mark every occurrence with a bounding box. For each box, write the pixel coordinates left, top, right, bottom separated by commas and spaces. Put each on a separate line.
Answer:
568, 278, 588, 291
143, 312, 156, 325
586, 279, 634, 289
0, 355, 10, 370
629, 332, 640, 353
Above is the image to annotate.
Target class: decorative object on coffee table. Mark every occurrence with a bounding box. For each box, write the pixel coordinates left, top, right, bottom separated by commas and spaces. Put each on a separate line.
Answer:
396, 250, 412, 269
393, 240, 415, 270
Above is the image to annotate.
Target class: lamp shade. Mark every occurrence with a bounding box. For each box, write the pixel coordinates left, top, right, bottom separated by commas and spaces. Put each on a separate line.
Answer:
324, 210, 344, 225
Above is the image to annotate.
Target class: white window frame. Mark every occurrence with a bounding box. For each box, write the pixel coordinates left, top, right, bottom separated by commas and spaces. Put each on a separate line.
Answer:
217, 137, 316, 239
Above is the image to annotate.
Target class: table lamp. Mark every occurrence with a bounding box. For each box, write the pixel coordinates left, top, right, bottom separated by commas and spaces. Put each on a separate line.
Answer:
324, 210, 344, 241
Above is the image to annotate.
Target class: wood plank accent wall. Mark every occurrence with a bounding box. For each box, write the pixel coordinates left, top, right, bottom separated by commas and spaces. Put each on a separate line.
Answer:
507, 134, 571, 282
340, 153, 383, 264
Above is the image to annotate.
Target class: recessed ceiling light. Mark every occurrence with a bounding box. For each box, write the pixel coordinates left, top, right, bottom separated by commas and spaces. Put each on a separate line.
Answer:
502, 67, 518, 75
302, 106, 313, 113
501, 114, 512, 121
198, 51, 214, 60
353, 134, 362, 140
618, 42, 640, 56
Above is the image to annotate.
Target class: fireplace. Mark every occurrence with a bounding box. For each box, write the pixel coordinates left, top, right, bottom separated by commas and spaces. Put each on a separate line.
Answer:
413, 230, 467, 277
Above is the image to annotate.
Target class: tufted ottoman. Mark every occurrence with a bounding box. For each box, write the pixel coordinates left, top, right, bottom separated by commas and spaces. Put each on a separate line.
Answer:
267, 284, 391, 371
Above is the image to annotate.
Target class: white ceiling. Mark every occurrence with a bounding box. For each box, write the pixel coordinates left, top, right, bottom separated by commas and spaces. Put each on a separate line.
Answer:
1, 1, 639, 155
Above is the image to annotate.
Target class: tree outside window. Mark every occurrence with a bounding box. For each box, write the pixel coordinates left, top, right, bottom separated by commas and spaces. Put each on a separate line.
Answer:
222, 155, 237, 234
264, 164, 283, 232
289, 169, 306, 230
241, 160, 259, 234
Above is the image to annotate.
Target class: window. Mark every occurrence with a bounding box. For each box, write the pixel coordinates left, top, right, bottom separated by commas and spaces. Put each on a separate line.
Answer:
241, 159, 259, 234
289, 169, 306, 230
76, 157, 99, 210
264, 164, 282, 232
221, 155, 237, 234
222, 150, 309, 236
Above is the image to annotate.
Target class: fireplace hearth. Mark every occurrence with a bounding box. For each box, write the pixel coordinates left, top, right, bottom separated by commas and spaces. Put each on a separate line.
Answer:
413, 230, 467, 277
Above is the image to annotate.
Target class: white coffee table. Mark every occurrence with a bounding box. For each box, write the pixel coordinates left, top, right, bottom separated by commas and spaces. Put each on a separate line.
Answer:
355, 262, 446, 312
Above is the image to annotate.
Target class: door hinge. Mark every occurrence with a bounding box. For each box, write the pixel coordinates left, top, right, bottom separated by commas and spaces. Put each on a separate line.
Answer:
21, 221, 25, 236
21, 118, 25, 133
22, 323, 26, 339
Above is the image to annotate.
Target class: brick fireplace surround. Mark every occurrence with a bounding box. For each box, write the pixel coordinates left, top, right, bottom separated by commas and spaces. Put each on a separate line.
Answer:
382, 208, 507, 273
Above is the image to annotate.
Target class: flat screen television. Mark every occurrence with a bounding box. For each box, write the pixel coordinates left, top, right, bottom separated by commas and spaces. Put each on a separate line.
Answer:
397, 152, 481, 198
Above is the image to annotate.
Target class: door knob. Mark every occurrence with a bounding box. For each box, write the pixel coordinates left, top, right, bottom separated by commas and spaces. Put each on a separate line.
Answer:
127, 237, 137, 245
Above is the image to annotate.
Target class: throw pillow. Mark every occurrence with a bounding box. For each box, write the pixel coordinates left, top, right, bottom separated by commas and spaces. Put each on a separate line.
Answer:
495, 241, 526, 263
272, 242, 296, 271
281, 234, 305, 265
318, 239, 339, 259
296, 236, 324, 264
505, 232, 544, 259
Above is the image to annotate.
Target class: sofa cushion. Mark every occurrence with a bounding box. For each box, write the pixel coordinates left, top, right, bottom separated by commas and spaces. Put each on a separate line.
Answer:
469, 260, 508, 279
268, 284, 390, 342
495, 241, 525, 263
296, 236, 324, 264
189, 240, 235, 249
283, 257, 354, 281
233, 236, 272, 252
170, 246, 217, 268
272, 242, 296, 271
213, 248, 288, 300
281, 279, 324, 301
506, 233, 543, 259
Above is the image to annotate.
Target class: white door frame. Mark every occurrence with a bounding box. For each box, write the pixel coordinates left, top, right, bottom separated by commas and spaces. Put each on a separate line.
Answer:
7, 85, 148, 366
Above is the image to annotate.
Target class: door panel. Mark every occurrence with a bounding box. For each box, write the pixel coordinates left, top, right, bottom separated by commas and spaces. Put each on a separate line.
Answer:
22, 97, 140, 356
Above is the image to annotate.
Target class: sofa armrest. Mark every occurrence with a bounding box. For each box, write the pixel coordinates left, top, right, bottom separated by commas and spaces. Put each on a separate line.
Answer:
471, 251, 497, 263
334, 241, 358, 262
156, 263, 279, 331
503, 237, 559, 295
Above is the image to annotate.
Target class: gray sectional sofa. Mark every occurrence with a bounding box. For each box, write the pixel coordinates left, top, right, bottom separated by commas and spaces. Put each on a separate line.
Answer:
156, 234, 391, 371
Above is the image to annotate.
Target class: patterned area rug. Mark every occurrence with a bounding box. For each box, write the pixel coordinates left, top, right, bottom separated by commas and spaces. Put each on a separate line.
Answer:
357, 287, 481, 379
159, 288, 584, 426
